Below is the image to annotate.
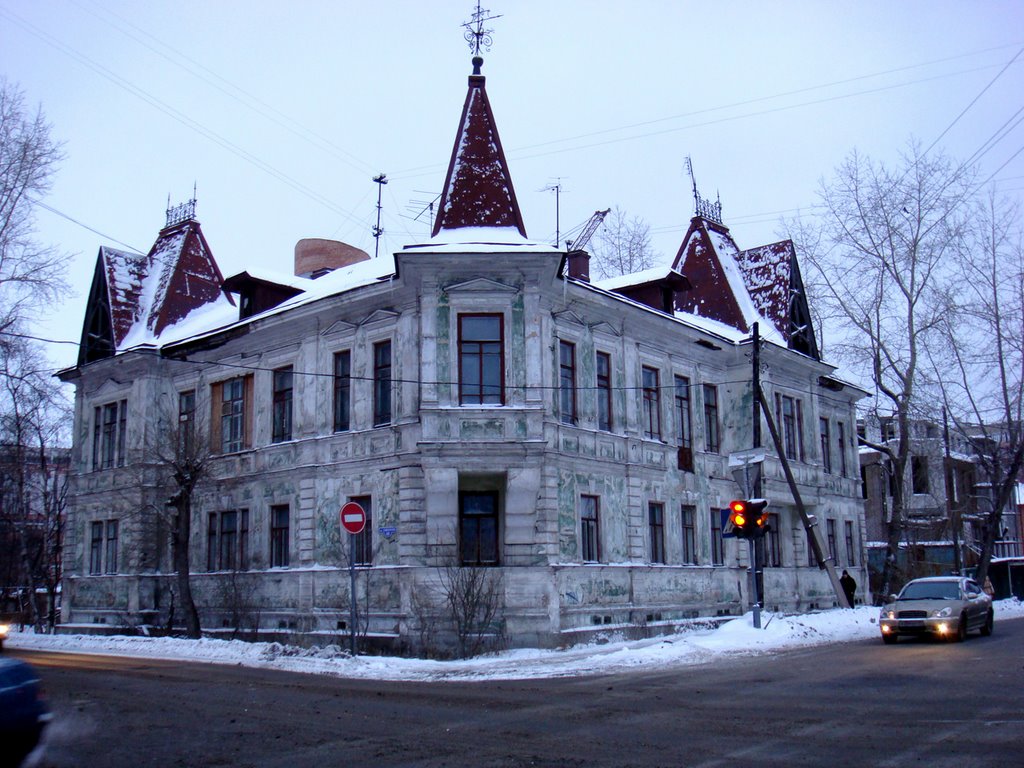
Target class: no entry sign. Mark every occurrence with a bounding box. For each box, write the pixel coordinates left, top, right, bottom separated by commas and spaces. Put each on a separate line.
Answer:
340, 501, 366, 535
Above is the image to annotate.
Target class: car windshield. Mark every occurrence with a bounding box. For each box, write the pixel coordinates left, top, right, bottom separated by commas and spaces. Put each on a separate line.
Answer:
899, 581, 960, 600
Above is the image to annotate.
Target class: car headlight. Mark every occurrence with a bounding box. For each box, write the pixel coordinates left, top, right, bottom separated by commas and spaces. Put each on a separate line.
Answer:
882, 609, 895, 620
932, 607, 952, 618
0, 623, 9, 637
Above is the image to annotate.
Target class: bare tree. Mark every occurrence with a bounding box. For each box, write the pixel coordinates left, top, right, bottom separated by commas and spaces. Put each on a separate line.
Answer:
794, 143, 972, 598
145, 396, 210, 638
0, 80, 67, 334
0, 337, 69, 632
439, 563, 504, 659
588, 206, 659, 280
927, 190, 1024, 585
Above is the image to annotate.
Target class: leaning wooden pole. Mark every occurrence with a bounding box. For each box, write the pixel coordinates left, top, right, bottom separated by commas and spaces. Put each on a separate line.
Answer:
757, 387, 850, 609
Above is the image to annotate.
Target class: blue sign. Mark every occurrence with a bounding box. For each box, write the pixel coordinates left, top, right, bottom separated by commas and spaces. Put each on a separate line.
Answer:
379, 526, 397, 539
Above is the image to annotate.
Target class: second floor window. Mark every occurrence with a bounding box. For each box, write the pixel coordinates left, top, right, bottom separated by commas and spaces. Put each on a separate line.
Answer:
820, 418, 832, 473
675, 375, 693, 470
272, 366, 293, 443
912, 455, 930, 494
596, 351, 612, 431
642, 366, 661, 440
178, 390, 196, 456
837, 421, 848, 477
459, 314, 504, 405
559, 340, 577, 424
92, 399, 127, 470
373, 340, 392, 426
703, 384, 720, 454
333, 350, 351, 432
220, 376, 247, 454
775, 394, 804, 461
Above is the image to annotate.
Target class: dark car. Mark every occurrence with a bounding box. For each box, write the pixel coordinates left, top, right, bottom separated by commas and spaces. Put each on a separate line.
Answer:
0, 658, 50, 766
879, 576, 994, 644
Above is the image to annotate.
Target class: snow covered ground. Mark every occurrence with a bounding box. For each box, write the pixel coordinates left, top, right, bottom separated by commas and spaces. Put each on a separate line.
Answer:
8, 600, 1024, 682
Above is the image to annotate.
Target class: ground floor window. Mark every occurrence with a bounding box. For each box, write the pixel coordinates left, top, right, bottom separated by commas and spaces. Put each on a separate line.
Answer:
207, 510, 250, 571
89, 519, 119, 574
766, 524, 781, 567
460, 490, 499, 566
710, 509, 724, 566
349, 495, 373, 566
681, 505, 697, 564
580, 495, 600, 562
270, 505, 290, 568
845, 520, 857, 566
648, 502, 665, 564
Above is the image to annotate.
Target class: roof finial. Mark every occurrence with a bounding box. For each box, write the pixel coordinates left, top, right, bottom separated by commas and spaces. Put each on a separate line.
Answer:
463, 1, 501, 67
684, 156, 723, 224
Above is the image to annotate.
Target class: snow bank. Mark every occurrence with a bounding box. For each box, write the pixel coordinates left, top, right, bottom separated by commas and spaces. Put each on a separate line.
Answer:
9, 600, 1024, 682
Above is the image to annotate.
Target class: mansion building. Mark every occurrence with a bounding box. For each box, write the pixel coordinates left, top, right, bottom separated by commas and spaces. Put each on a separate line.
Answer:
57, 54, 866, 651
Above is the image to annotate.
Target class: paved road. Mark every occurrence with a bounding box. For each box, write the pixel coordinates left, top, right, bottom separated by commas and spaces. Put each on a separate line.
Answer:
15, 617, 1024, 768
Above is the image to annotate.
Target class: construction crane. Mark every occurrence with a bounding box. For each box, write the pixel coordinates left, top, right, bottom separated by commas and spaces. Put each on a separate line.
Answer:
565, 208, 610, 252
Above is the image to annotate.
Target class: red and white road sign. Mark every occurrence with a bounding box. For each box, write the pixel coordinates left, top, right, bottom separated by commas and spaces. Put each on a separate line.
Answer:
340, 501, 366, 535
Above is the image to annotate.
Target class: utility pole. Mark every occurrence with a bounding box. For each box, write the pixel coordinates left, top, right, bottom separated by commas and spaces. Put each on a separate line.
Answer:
943, 407, 962, 573
750, 322, 763, 628
372, 173, 388, 258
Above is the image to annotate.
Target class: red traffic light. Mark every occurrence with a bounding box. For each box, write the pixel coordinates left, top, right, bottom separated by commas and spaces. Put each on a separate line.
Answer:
728, 499, 769, 538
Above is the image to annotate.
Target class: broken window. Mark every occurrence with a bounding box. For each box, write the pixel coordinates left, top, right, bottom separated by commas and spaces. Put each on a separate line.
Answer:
460, 490, 499, 566
642, 366, 661, 440
270, 505, 290, 568
373, 340, 392, 426
272, 366, 293, 443
648, 502, 665, 564
459, 314, 503, 405
92, 399, 127, 470
333, 350, 351, 432
596, 351, 612, 431
558, 340, 577, 425
580, 495, 600, 563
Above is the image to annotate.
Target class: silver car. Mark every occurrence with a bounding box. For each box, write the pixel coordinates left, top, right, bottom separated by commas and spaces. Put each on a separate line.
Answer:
880, 576, 993, 644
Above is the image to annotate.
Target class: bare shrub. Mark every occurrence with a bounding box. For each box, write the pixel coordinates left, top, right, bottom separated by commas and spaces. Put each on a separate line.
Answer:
438, 564, 505, 659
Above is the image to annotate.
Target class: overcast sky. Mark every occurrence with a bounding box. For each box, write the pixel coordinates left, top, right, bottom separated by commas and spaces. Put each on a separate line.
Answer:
2, 1, 1022, 371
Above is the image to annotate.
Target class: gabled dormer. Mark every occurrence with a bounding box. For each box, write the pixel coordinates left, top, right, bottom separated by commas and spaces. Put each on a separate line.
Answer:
671, 215, 755, 332
76, 201, 233, 365
737, 240, 820, 360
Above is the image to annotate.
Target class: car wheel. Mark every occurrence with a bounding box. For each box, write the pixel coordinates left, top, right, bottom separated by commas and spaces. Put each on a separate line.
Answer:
882, 633, 898, 645
954, 613, 967, 642
981, 610, 994, 637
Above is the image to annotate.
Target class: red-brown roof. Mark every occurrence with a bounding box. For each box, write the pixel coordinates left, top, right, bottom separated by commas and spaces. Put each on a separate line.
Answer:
432, 61, 527, 238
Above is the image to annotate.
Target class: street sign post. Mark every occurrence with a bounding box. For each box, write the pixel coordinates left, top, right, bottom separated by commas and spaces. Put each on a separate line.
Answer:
339, 501, 367, 655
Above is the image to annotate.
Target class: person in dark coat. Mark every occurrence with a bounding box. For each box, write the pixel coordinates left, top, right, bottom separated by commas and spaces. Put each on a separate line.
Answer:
840, 569, 857, 607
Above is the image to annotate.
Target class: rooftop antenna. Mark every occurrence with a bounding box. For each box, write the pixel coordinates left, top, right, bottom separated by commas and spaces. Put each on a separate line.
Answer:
372, 173, 388, 258
542, 179, 564, 248
685, 156, 699, 212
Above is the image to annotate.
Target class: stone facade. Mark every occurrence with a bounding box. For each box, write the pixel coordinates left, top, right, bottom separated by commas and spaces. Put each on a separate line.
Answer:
56, 56, 867, 652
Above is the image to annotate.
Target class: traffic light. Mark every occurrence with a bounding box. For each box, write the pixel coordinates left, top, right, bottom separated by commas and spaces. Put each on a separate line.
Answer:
727, 499, 770, 538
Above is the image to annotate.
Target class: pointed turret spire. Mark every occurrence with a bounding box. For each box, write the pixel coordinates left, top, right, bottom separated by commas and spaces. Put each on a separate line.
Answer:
431, 53, 527, 239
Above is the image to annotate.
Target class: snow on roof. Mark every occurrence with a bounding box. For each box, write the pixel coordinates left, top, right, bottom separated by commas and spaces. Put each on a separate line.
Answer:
736, 240, 793, 338
432, 65, 527, 238
223, 267, 316, 292
404, 226, 556, 252
704, 226, 763, 329
592, 264, 675, 292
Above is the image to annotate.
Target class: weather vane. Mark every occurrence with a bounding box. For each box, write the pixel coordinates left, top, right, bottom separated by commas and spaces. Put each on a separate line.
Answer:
463, 1, 502, 55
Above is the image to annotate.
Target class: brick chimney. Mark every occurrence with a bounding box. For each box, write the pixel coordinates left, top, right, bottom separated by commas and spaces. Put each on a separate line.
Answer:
295, 239, 370, 279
